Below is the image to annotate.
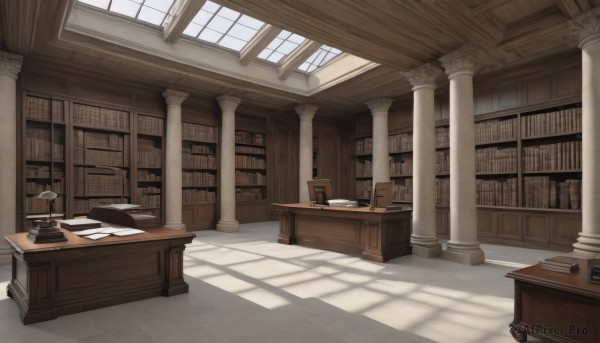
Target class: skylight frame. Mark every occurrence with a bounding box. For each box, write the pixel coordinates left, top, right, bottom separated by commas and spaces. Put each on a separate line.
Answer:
78, 0, 175, 27
298, 45, 344, 74
257, 30, 307, 65
182, 1, 265, 53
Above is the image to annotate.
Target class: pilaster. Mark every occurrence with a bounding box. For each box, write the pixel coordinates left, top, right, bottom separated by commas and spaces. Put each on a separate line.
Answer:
295, 104, 318, 203
0, 51, 23, 264
365, 98, 393, 185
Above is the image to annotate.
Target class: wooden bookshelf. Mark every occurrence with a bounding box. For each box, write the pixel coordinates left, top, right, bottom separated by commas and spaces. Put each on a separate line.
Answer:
136, 114, 164, 220
22, 95, 66, 229
181, 121, 218, 230
313, 135, 318, 179
235, 129, 267, 202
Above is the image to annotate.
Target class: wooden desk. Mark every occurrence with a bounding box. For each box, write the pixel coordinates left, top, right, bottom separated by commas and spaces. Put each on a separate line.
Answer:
5, 228, 195, 324
506, 257, 600, 343
274, 203, 412, 262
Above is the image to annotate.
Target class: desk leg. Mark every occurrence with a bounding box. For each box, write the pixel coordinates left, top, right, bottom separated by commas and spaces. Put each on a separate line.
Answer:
277, 211, 295, 245
362, 221, 384, 262
162, 245, 189, 297
509, 321, 527, 342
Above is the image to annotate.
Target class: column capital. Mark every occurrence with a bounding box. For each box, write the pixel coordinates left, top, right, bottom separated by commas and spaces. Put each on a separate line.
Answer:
365, 98, 393, 115
569, 8, 600, 48
439, 43, 479, 77
162, 89, 189, 106
0, 51, 23, 80
403, 63, 443, 90
216, 95, 241, 113
295, 104, 318, 121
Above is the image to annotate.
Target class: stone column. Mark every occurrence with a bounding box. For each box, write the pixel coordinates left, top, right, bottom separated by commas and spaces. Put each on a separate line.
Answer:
216, 95, 241, 233
569, 9, 600, 258
295, 104, 318, 203
162, 89, 189, 230
365, 98, 393, 185
0, 51, 22, 263
439, 44, 485, 265
403, 64, 443, 258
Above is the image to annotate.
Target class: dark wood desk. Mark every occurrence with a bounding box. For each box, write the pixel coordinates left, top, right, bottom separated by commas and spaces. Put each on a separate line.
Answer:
5, 228, 195, 324
506, 257, 600, 343
274, 203, 412, 262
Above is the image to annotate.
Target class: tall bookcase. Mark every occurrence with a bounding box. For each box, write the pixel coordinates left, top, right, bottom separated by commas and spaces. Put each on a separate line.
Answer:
23, 95, 66, 229
181, 121, 218, 230
235, 129, 267, 201
136, 114, 164, 219
353, 102, 582, 250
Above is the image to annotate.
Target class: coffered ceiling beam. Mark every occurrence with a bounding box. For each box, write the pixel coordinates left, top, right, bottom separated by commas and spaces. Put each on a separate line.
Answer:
163, 0, 206, 43
239, 24, 282, 66
278, 40, 321, 81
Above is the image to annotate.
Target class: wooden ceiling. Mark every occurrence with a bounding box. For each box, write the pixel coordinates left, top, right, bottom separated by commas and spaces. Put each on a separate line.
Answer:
0, 0, 595, 118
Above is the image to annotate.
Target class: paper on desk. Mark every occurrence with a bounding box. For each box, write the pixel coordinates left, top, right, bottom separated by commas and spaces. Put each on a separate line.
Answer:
111, 229, 145, 236
72, 228, 107, 236
83, 233, 111, 240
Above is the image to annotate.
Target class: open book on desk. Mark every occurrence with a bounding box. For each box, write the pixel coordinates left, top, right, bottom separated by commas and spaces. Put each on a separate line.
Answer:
73, 227, 145, 240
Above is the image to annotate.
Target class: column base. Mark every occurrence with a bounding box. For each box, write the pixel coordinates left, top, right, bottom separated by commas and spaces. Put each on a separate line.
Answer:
164, 222, 186, 230
217, 220, 240, 233
410, 234, 442, 258
443, 241, 485, 265
572, 232, 600, 258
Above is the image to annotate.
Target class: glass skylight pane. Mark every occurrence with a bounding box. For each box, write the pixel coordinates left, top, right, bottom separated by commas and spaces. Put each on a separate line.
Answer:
199, 28, 222, 43
238, 16, 264, 30
288, 34, 305, 44
267, 52, 285, 63
79, 0, 110, 9
138, 6, 165, 26
183, 23, 202, 37
218, 7, 240, 21
277, 41, 299, 54
228, 24, 258, 41
144, 0, 173, 12
265, 38, 284, 50
219, 36, 247, 51
298, 62, 311, 72
258, 49, 272, 59
110, 0, 141, 17
191, 10, 213, 27
203, 1, 221, 13
206, 16, 235, 34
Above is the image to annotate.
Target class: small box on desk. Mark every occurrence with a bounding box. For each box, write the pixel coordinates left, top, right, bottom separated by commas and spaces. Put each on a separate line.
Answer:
56, 218, 102, 231
589, 259, 600, 284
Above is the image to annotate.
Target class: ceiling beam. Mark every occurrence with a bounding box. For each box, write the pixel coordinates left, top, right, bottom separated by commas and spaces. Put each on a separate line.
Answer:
239, 24, 282, 66
0, 0, 41, 55
472, 0, 512, 17
278, 40, 321, 81
163, 0, 206, 43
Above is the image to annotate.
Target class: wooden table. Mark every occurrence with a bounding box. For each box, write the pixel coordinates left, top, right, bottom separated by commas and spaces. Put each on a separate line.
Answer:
273, 203, 412, 262
5, 228, 195, 324
506, 257, 600, 343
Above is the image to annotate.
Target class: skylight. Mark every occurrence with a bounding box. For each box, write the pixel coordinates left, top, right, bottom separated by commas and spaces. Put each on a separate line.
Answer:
257, 30, 306, 64
183, 1, 264, 52
298, 45, 343, 73
79, 0, 175, 26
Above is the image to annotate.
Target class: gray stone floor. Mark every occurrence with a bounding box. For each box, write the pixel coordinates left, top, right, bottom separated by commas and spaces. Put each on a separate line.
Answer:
0, 221, 562, 342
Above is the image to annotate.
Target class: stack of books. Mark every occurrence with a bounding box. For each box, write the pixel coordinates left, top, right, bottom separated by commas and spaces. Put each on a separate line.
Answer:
539, 256, 579, 273
56, 218, 101, 231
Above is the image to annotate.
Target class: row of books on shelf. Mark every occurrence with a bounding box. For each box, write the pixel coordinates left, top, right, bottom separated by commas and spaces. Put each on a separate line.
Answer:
235, 131, 265, 145
183, 189, 216, 203
74, 147, 129, 167
138, 169, 161, 181
356, 137, 373, 155
390, 157, 412, 176
235, 145, 266, 154
73, 167, 129, 196
138, 147, 161, 168
235, 188, 265, 201
436, 151, 449, 174
26, 96, 64, 122
73, 198, 124, 214
523, 177, 580, 209
25, 196, 64, 213
356, 179, 373, 199
389, 132, 413, 153
138, 194, 160, 208
75, 130, 125, 151
436, 127, 449, 148
183, 171, 216, 186
136, 186, 160, 195
521, 107, 581, 138
356, 160, 373, 177
186, 144, 215, 154
236, 171, 266, 185
137, 115, 163, 136
182, 122, 216, 142
476, 178, 518, 207
25, 165, 64, 178
25, 139, 64, 161
522, 141, 581, 172
26, 180, 63, 194
73, 104, 130, 131
235, 155, 266, 169
183, 153, 216, 169
475, 147, 517, 173
437, 179, 449, 205
475, 117, 517, 144
393, 179, 413, 202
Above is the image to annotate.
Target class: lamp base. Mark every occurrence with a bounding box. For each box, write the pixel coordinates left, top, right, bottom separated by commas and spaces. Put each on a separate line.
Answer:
27, 220, 67, 244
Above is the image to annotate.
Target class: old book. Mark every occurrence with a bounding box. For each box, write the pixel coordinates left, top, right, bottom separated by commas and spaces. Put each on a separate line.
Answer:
57, 218, 101, 230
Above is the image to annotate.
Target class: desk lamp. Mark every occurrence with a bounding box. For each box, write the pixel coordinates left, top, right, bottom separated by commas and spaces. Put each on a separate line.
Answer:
27, 191, 67, 243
